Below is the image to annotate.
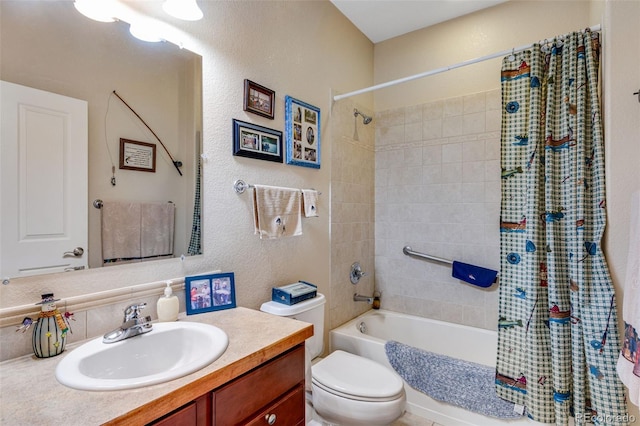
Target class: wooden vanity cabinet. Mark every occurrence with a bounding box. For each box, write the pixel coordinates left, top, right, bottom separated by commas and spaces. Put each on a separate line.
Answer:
212, 343, 305, 425
149, 343, 305, 426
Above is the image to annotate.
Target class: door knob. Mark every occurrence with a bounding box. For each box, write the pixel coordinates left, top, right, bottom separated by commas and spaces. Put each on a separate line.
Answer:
63, 247, 84, 257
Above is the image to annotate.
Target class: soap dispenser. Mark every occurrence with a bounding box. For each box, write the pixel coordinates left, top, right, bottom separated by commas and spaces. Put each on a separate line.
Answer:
157, 281, 179, 322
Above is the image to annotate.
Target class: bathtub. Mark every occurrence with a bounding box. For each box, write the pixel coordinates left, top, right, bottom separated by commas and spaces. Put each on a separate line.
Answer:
330, 309, 530, 426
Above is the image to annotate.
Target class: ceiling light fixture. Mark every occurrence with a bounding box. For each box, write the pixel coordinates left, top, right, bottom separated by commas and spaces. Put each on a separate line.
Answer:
73, 0, 117, 22
162, 0, 203, 21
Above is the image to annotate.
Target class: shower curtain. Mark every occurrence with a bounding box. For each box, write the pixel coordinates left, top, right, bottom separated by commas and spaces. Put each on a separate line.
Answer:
496, 31, 628, 424
187, 158, 202, 255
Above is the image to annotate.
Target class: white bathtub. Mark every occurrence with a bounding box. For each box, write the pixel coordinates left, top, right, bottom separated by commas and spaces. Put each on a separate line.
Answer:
330, 309, 530, 426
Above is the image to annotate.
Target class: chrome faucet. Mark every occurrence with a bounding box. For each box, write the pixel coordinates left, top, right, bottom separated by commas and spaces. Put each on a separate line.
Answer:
353, 293, 373, 304
103, 303, 152, 344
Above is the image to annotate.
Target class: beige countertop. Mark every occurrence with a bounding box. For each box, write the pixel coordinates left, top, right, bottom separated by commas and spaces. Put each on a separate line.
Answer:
0, 307, 313, 425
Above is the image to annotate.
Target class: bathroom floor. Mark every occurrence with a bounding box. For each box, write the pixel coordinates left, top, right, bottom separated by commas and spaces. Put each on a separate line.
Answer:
392, 412, 444, 426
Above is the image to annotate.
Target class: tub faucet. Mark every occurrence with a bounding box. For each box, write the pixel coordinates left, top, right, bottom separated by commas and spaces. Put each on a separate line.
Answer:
353, 293, 373, 304
103, 302, 152, 344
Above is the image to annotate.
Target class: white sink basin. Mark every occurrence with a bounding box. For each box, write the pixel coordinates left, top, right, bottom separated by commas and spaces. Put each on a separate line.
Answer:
55, 321, 228, 391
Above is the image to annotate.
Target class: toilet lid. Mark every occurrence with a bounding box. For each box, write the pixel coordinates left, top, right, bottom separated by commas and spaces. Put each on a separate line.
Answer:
311, 350, 404, 400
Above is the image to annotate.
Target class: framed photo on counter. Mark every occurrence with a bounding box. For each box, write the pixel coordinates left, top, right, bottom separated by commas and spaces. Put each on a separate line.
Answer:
185, 272, 236, 315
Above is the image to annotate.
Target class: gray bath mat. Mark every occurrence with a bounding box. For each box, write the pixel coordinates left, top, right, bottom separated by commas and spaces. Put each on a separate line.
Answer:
385, 340, 522, 419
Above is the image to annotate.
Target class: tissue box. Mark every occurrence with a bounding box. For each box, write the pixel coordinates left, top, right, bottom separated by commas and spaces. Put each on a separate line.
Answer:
272, 281, 317, 305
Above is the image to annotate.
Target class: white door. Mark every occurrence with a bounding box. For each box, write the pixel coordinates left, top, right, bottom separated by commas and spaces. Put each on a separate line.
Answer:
1, 81, 88, 278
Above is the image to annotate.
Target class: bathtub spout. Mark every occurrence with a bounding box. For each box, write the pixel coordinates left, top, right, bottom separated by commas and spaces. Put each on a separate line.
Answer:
353, 293, 374, 304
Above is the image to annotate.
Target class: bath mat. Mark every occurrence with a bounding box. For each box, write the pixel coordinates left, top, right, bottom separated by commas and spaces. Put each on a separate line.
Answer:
385, 340, 522, 419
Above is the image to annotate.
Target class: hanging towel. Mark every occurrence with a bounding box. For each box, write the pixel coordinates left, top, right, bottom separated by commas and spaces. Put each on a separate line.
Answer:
617, 190, 640, 407
101, 202, 141, 261
253, 185, 302, 239
452, 261, 498, 288
141, 202, 175, 258
301, 189, 319, 217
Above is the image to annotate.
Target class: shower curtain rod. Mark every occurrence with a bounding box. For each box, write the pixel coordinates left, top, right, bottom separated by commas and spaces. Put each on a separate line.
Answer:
333, 24, 601, 102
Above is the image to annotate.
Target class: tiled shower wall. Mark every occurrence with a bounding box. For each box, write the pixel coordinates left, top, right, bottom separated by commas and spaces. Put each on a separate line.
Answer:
330, 100, 376, 331
374, 89, 502, 331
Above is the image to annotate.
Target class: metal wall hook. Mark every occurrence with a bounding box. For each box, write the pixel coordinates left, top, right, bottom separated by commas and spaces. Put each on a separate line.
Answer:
634, 90, 639, 103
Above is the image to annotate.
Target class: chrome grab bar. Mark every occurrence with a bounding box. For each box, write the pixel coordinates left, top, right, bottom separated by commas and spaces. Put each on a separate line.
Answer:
402, 246, 452, 266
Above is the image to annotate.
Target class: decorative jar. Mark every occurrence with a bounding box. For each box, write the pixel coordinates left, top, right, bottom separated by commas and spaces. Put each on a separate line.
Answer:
32, 293, 68, 358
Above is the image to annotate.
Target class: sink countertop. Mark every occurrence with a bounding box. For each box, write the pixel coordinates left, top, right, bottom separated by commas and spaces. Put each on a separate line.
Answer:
0, 307, 313, 425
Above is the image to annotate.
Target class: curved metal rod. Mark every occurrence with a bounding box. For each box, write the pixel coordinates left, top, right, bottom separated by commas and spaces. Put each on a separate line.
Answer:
402, 246, 452, 266
112, 90, 182, 176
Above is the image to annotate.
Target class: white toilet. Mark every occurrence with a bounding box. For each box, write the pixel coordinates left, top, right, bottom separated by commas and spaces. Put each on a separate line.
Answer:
260, 293, 405, 426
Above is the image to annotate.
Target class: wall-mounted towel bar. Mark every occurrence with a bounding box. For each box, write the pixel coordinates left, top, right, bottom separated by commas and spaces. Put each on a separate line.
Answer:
402, 246, 452, 266
233, 179, 322, 195
93, 199, 173, 209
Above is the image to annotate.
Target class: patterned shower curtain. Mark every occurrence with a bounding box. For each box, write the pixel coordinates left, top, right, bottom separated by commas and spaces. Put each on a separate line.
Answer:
187, 157, 202, 255
496, 31, 628, 424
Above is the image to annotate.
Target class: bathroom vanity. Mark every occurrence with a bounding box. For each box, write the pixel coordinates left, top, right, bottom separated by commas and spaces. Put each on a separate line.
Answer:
0, 307, 312, 425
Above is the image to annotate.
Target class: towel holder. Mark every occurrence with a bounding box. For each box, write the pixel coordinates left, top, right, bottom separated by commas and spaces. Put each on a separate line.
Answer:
93, 199, 174, 209
233, 179, 321, 195
233, 180, 251, 194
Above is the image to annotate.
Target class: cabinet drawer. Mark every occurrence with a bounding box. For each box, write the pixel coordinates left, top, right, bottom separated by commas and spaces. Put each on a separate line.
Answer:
213, 344, 304, 425
245, 384, 304, 426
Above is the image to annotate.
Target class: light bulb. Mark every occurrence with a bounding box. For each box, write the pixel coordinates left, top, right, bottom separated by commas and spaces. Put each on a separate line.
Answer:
162, 0, 203, 21
129, 23, 163, 43
73, 0, 117, 22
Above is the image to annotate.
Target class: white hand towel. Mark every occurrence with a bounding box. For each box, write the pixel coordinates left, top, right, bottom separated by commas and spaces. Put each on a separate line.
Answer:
101, 201, 141, 261
141, 202, 175, 258
301, 189, 319, 217
253, 185, 302, 239
617, 190, 640, 407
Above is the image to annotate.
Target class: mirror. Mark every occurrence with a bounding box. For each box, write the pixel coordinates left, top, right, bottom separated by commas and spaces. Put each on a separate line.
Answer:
0, 1, 202, 278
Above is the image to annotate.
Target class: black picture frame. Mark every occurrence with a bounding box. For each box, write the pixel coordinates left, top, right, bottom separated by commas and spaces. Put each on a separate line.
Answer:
185, 272, 236, 315
233, 119, 283, 163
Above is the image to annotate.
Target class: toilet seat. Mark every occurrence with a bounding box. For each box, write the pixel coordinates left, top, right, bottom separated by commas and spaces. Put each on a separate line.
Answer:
311, 350, 404, 401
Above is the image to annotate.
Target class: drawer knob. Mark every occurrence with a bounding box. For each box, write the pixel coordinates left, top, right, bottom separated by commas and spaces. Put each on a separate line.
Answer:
265, 413, 277, 425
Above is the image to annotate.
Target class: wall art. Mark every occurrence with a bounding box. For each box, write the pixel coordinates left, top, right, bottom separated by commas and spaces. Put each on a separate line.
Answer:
232, 119, 283, 163
285, 96, 320, 169
243, 79, 275, 119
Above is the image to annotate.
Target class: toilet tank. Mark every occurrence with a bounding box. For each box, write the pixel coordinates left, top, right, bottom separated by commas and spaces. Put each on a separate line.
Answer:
260, 293, 325, 359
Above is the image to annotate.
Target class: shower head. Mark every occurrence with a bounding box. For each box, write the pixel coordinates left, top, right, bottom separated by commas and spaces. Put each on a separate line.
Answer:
354, 109, 372, 125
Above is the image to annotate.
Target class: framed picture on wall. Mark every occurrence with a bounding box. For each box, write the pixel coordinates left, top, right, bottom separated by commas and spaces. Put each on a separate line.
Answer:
284, 96, 320, 169
232, 119, 283, 163
243, 79, 275, 119
119, 138, 156, 172
185, 272, 236, 315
